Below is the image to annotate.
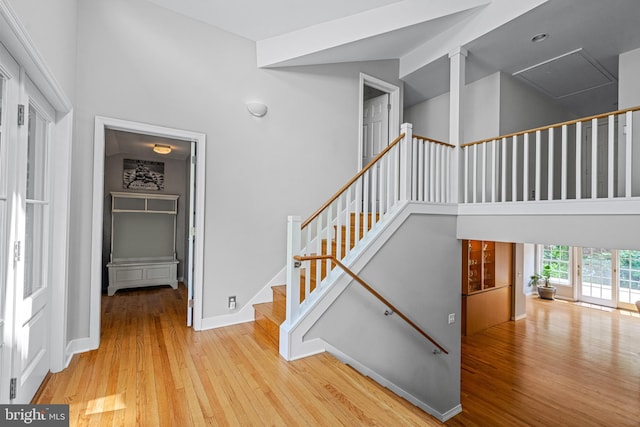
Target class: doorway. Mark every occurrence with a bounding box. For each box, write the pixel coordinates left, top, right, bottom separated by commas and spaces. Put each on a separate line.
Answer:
358, 74, 400, 171
91, 117, 206, 347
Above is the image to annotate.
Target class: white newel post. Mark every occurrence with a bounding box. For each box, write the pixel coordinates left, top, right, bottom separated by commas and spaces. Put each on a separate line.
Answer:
449, 47, 467, 203
400, 122, 413, 201
285, 216, 302, 325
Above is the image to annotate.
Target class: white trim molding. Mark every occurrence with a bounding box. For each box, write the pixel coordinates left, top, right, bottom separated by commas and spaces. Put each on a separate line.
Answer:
90, 117, 207, 350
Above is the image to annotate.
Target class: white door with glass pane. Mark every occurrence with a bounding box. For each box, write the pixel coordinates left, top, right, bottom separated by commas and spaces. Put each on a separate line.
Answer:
0, 39, 21, 403
578, 248, 616, 308
0, 42, 53, 403
616, 250, 640, 311
13, 96, 53, 403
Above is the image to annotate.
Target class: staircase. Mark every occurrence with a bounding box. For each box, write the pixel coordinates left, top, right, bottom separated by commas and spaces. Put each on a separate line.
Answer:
252, 213, 377, 346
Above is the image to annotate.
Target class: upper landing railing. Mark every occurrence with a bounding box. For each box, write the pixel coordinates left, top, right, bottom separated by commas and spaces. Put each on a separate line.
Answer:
460, 106, 640, 204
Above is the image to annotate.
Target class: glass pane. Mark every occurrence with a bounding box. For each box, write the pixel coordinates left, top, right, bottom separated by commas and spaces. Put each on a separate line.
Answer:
24, 203, 45, 298
541, 245, 570, 284
27, 105, 47, 201
113, 196, 145, 211
618, 250, 640, 304
146, 198, 175, 212
581, 248, 612, 300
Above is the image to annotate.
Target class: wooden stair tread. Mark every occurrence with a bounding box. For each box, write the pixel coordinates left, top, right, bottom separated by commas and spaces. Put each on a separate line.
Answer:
253, 302, 285, 325
272, 284, 286, 297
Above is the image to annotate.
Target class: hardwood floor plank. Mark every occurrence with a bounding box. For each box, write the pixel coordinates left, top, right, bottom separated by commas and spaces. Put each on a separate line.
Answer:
33, 285, 640, 426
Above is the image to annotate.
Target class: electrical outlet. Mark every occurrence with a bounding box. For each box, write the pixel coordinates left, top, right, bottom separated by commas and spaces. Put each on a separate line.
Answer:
448, 313, 455, 324
228, 296, 236, 310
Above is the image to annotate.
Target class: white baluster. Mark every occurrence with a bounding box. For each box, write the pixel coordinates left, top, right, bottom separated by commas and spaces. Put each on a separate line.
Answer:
345, 187, 352, 257
286, 216, 302, 322
591, 118, 598, 199
363, 170, 370, 238
576, 122, 582, 199
315, 213, 322, 286
325, 204, 333, 279
443, 147, 453, 203
417, 139, 424, 202
354, 176, 361, 247
380, 148, 388, 214
472, 145, 478, 203
524, 133, 529, 201
464, 147, 469, 203
481, 142, 487, 203
384, 151, 393, 212
548, 128, 554, 200
431, 143, 436, 202
608, 115, 615, 198
626, 111, 633, 198
335, 195, 342, 260
392, 142, 399, 205
411, 138, 418, 201
512, 135, 518, 202
561, 125, 567, 200
436, 143, 440, 203
491, 139, 496, 202
535, 130, 541, 201
501, 138, 507, 202
371, 162, 377, 228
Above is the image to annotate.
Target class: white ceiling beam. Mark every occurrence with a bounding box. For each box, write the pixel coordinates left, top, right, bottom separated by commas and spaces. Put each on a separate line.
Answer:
399, 0, 548, 78
257, 0, 490, 68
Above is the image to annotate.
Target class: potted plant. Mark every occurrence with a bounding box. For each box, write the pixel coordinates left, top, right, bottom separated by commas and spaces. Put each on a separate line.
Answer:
529, 264, 556, 300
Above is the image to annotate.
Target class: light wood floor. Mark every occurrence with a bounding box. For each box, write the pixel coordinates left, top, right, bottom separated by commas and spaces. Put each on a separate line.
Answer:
34, 286, 640, 426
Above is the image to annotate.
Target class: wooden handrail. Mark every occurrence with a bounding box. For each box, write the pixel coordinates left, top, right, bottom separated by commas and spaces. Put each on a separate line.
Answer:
295, 254, 449, 355
301, 133, 405, 229
413, 134, 456, 148
461, 105, 640, 148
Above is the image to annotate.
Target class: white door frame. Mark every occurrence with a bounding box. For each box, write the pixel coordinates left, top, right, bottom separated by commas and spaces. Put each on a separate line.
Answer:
357, 73, 400, 170
90, 117, 206, 348
0, 0, 73, 375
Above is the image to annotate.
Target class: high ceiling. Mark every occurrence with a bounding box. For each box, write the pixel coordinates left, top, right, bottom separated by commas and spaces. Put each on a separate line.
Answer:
144, 0, 640, 116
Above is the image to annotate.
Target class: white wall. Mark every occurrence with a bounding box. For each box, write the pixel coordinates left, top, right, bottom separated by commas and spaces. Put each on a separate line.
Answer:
7, 0, 78, 102
619, 47, 640, 109
307, 213, 461, 418
67, 0, 402, 338
403, 92, 449, 141
464, 72, 500, 143
499, 72, 574, 135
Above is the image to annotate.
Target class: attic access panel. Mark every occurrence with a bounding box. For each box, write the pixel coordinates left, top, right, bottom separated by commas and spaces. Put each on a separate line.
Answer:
513, 48, 615, 99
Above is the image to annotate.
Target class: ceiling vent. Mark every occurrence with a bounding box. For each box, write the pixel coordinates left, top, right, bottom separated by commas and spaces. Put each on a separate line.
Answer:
513, 48, 616, 99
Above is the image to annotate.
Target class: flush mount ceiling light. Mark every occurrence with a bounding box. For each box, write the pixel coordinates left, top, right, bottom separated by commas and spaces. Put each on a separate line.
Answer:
153, 144, 172, 155
531, 33, 548, 43
246, 101, 268, 118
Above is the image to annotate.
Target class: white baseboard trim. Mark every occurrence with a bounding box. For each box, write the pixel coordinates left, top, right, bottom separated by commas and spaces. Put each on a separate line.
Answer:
513, 313, 527, 321
64, 337, 97, 369
198, 272, 282, 330
326, 344, 461, 422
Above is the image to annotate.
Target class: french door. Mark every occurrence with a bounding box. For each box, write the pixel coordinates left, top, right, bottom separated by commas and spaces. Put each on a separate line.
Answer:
0, 41, 53, 403
578, 248, 640, 311
578, 248, 616, 308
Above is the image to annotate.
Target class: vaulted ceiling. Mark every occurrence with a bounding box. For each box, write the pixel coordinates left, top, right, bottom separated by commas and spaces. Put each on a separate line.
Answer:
145, 0, 640, 117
